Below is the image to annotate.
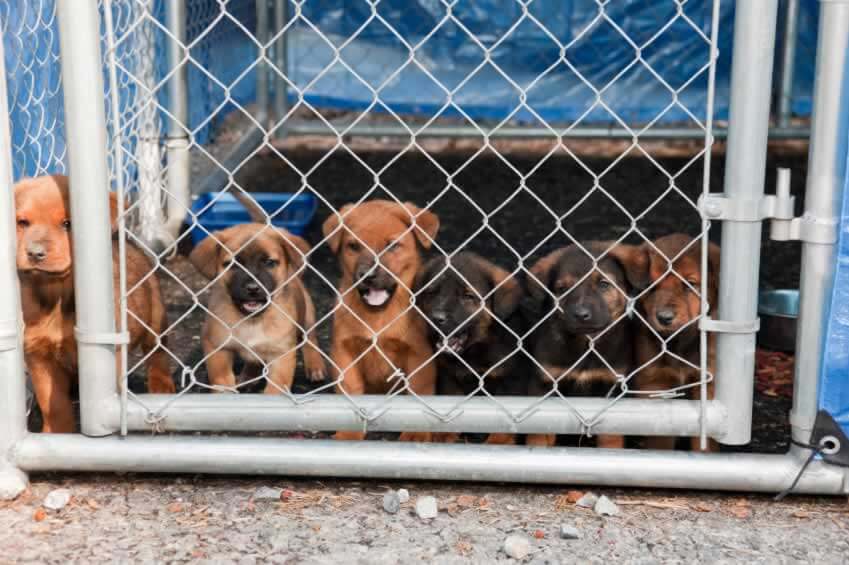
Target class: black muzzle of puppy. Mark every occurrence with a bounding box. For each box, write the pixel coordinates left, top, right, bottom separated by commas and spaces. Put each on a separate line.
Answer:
354, 254, 397, 308
558, 283, 612, 335
228, 257, 275, 316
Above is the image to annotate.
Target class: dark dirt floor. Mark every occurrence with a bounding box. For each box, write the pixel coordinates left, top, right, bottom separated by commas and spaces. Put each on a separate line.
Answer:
88, 146, 805, 455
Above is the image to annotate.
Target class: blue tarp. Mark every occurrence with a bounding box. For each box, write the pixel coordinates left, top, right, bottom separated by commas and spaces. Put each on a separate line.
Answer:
2, 0, 822, 181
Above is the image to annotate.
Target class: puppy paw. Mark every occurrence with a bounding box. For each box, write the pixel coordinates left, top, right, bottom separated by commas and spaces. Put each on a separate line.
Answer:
525, 434, 557, 447
484, 433, 516, 446
398, 432, 433, 443
432, 432, 461, 444
305, 364, 327, 383
333, 431, 366, 441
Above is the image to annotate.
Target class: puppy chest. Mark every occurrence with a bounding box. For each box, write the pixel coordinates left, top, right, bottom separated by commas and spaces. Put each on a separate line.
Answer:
229, 321, 297, 360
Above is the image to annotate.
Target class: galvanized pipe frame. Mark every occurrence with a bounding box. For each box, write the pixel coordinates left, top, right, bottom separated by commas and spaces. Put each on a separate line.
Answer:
2, 0, 849, 499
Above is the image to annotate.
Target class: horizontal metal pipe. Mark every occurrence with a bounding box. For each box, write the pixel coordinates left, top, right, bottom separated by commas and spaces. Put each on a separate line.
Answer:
282, 121, 811, 140
13, 435, 848, 494
108, 394, 726, 437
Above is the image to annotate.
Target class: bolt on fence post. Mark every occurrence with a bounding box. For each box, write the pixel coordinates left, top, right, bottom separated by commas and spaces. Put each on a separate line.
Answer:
56, 0, 118, 437
791, 0, 849, 444
272, 0, 289, 139
714, 0, 779, 445
778, 0, 800, 128
0, 32, 29, 500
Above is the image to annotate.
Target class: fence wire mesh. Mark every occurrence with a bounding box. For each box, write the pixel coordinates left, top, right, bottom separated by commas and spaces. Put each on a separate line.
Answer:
7, 0, 724, 444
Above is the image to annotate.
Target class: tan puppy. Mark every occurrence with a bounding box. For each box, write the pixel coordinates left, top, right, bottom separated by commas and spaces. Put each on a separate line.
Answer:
190, 223, 325, 393
322, 200, 439, 441
15, 174, 174, 433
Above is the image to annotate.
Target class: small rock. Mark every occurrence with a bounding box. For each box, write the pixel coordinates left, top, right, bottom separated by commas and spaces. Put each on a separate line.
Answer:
43, 488, 71, 511
503, 534, 531, 560
254, 486, 283, 501
397, 488, 410, 503
383, 490, 401, 514
593, 495, 619, 517
559, 524, 581, 540
416, 496, 438, 520
575, 492, 598, 508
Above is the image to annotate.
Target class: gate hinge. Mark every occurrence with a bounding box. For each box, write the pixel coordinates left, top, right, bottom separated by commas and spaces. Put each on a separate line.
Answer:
698, 168, 838, 244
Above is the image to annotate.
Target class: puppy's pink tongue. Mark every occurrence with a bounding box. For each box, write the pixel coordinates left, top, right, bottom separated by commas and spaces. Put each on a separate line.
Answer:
364, 289, 390, 306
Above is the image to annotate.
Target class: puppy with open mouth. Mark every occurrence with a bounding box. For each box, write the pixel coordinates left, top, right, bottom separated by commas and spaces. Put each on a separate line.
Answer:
526, 242, 636, 448
416, 252, 527, 444
190, 223, 326, 393
322, 199, 439, 441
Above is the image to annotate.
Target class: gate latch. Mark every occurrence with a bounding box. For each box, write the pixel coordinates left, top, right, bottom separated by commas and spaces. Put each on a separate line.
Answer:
698, 168, 838, 244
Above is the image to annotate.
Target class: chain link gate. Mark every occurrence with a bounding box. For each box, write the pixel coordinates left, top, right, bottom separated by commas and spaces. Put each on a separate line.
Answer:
1, 0, 848, 498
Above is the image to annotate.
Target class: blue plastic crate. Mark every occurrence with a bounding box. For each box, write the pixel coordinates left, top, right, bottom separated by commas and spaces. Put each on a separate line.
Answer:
189, 192, 317, 245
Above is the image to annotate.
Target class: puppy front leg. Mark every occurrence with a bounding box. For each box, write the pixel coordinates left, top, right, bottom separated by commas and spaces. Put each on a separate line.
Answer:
264, 350, 296, 394
29, 356, 75, 433
299, 284, 326, 383
205, 347, 237, 392
332, 344, 367, 441
398, 350, 436, 443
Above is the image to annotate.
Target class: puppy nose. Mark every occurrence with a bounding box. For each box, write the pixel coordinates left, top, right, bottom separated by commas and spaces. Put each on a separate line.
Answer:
572, 306, 592, 322
656, 309, 676, 326
244, 281, 261, 296
431, 311, 448, 327
27, 243, 46, 263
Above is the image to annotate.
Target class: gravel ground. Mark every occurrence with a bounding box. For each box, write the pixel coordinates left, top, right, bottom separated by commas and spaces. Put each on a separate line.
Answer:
2, 476, 848, 563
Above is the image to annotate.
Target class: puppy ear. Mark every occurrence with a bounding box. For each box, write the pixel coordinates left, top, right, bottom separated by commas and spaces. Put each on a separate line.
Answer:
470, 256, 522, 320
108, 192, 129, 232
277, 229, 311, 273
607, 243, 650, 292
414, 255, 443, 293
527, 248, 565, 306
402, 202, 439, 249
707, 241, 721, 307
190, 225, 243, 280
321, 204, 353, 254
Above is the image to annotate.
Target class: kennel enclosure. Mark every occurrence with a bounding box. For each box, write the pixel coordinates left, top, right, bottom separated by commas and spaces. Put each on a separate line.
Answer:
1, 0, 849, 498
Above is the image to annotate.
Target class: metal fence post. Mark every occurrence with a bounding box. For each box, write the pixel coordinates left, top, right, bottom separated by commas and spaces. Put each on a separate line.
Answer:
778, 0, 800, 128
791, 0, 849, 443
162, 0, 191, 248
272, 0, 289, 138
0, 32, 28, 500
714, 0, 779, 445
56, 0, 118, 437
255, 0, 270, 127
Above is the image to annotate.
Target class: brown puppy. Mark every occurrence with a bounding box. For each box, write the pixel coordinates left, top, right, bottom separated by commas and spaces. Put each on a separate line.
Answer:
415, 252, 528, 445
189, 223, 325, 393
613, 233, 720, 452
15, 174, 174, 433
323, 199, 439, 441
525, 242, 635, 448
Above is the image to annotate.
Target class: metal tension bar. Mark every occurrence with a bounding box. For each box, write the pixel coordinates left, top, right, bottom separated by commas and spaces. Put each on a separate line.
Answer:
699, 168, 840, 245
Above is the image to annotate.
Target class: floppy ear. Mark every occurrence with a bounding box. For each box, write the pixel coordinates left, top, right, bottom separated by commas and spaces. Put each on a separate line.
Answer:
189, 226, 241, 280
108, 192, 129, 232
402, 202, 439, 249
469, 255, 522, 320
321, 204, 353, 254
414, 255, 443, 293
607, 243, 650, 291
527, 248, 565, 306
277, 229, 311, 273
707, 241, 721, 307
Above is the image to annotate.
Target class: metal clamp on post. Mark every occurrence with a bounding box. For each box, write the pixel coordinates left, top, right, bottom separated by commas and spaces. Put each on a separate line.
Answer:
74, 327, 130, 346
700, 317, 761, 334
699, 169, 838, 244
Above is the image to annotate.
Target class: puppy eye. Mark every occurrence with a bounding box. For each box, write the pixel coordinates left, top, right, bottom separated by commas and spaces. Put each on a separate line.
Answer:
16, 218, 29, 228
462, 291, 478, 302
346, 241, 362, 253
264, 258, 279, 268
222, 260, 232, 269
385, 240, 400, 252
61, 219, 71, 230
597, 279, 611, 290
686, 278, 699, 286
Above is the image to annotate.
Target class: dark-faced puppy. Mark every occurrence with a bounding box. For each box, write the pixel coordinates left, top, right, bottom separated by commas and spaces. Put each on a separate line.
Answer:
189, 223, 325, 394
322, 199, 439, 442
612, 233, 720, 452
525, 242, 635, 448
15, 174, 174, 433
416, 252, 527, 445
